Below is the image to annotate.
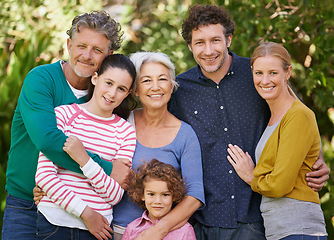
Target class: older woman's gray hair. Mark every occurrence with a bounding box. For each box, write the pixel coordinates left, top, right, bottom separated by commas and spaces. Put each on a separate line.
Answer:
129, 52, 179, 92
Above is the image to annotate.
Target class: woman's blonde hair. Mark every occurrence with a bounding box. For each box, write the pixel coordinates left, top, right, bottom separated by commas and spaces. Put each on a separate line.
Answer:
251, 42, 297, 98
251, 42, 291, 71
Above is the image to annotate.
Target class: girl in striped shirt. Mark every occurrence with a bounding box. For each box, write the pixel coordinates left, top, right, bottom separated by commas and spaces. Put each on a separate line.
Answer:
35, 54, 136, 240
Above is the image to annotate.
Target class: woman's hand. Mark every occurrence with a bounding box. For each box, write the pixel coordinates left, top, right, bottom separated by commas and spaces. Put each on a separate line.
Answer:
134, 225, 165, 240
63, 135, 90, 167
110, 158, 133, 190
33, 185, 45, 205
227, 144, 255, 185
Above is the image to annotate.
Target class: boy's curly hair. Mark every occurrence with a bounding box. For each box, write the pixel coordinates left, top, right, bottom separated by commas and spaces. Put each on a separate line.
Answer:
181, 4, 235, 45
127, 159, 187, 210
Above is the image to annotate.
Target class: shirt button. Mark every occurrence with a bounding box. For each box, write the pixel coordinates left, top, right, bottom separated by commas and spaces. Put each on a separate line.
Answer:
220, 106, 224, 110
229, 170, 233, 174
231, 71, 234, 74
217, 85, 219, 89
194, 110, 198, 114
231, 195, 235, 199
224, 128, 228, 131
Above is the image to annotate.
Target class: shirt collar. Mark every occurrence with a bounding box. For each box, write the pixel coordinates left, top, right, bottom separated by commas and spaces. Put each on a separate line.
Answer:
134, 211, 159, 228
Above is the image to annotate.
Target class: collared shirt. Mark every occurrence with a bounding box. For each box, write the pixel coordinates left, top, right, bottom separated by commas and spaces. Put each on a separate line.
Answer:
169, 52, 271, 228
122, 211, 196, 240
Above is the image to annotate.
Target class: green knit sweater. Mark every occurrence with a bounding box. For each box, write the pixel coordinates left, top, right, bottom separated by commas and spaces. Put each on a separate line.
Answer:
6, 61, 113, 201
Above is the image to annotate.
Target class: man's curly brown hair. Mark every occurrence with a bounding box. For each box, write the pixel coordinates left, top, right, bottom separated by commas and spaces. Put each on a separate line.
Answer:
181, 4, 235, 45
127, 159, 187, 210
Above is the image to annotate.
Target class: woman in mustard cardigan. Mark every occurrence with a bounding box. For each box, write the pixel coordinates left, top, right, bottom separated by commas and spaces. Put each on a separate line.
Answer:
227, 42, 327, 240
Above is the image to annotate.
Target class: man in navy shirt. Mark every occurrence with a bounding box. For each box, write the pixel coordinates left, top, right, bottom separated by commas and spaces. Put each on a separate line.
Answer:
169, 4, 329, 240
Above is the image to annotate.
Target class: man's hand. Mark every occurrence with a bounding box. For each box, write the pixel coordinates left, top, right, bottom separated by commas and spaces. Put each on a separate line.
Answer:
63, 135, 90, 167
306, 150, 329, 192
81, 206, 113, 240
33, 185, 45, 205
110, 158, 132, 190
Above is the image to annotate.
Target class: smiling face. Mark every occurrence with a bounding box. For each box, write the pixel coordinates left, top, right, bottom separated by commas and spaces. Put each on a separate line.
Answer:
252, 55, 292, 102
141, 177, 173, 223
188, 24, 232, 80
67, 27, 111, 78
135, 62, 173, 110
88, 67, 132, 118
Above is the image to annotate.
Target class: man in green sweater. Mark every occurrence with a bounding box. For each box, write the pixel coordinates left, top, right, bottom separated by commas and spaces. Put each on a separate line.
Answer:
2, 10, 131, 240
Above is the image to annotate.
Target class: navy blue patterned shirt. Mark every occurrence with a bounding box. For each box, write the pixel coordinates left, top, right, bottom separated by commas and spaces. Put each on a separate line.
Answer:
169, 52, 271, 228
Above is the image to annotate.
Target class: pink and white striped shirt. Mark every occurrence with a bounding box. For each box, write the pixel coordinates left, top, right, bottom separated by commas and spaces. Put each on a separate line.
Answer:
35, 103, 136, 230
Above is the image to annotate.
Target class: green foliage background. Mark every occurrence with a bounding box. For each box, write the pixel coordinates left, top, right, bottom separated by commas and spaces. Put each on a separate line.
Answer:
1, 0, 333, 237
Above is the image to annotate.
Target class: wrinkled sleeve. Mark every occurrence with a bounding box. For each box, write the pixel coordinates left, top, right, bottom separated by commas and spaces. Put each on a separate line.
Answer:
251, 112, 318, 197
179, 124, 205, 205
180, 223, 197, 240
81, 124, 136, 204
35, 154, 87, 217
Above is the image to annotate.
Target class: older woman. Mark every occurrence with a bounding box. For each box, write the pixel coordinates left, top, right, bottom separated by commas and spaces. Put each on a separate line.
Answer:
112, 52, 205, 240
33, 52, 205, 240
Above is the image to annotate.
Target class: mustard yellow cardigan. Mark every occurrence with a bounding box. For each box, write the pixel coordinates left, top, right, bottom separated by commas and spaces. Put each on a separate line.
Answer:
251, 99, 321, 204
